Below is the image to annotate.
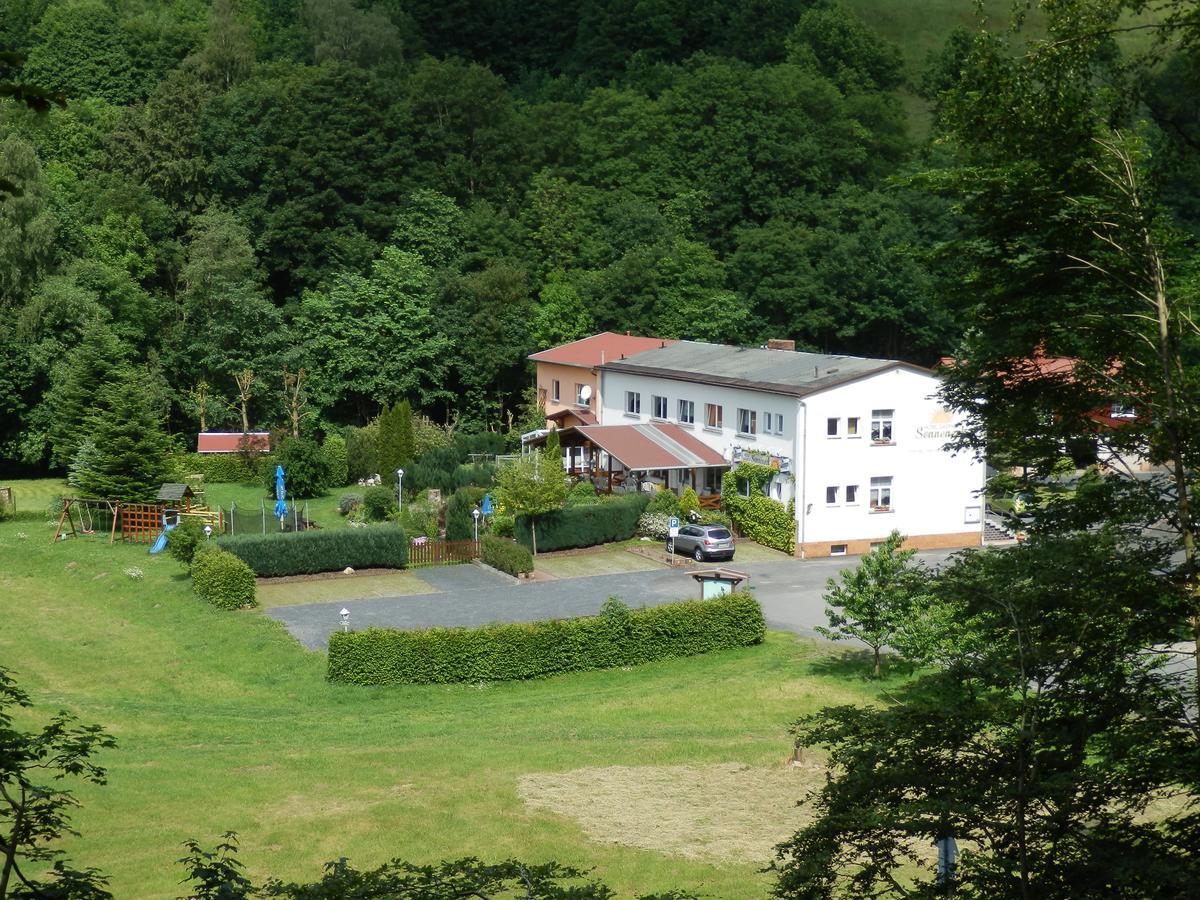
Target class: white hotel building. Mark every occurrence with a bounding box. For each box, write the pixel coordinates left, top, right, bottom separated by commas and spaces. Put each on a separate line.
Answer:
585, 339, 984, 558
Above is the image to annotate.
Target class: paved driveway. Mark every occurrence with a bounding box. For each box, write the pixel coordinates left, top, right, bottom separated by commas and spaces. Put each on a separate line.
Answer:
266, 550, 958, 650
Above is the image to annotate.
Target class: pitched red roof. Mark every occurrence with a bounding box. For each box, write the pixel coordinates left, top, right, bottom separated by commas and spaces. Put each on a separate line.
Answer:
529, 332, 674, 369
536, 423, 727, 470
547, 407, 598, 425
197, 432, 271, 453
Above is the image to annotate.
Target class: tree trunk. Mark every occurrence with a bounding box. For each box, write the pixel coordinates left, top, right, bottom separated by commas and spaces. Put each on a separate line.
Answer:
873, 646, 881, 679
531, 517, 538, 557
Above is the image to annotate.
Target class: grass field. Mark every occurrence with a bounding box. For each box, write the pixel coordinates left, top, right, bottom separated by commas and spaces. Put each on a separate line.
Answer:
256, 571, 438, 607
0, 507, 893, 898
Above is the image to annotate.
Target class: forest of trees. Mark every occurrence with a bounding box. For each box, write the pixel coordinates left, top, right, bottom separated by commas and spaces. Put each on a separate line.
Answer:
0, 0, 958, 474
1, 0, 1197, 476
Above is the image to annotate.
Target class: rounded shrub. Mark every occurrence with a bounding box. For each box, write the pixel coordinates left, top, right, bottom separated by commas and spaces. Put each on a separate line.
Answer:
338, 493, 363, 516
646, 487, 680, 516
266, 436, 331, 498
362, 485, 397, 521
565, 480, 598, 507
679, 486, 701, 521
191, 543, 257, 609
445, 487, 486, 541
166, 516, 208, 566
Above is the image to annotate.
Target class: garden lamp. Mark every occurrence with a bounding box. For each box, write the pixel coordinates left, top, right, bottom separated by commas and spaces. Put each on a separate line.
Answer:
203, 524, 213, 539
339, 608, 350, 632
396, 468, 404, 514
473, 506, 481, 542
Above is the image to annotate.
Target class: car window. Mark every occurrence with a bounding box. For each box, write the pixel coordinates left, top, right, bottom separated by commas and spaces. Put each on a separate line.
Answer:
707, 529, 732, 539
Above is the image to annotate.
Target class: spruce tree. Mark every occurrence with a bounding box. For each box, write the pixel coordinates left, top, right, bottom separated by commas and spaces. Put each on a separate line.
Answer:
44, 321, 128, 468
75, 367, 172, 500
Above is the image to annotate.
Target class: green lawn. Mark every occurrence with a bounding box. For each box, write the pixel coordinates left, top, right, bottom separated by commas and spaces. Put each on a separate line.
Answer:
202, 481, 352, 531
535, 545, 667, 579
256, 571, 438, 607
0, 513, 893, 898
0, 476, 70, 518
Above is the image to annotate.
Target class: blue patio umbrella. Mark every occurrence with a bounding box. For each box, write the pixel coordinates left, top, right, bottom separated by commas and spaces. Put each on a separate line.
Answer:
274, 464, 289, 520
481, 493, 493, 516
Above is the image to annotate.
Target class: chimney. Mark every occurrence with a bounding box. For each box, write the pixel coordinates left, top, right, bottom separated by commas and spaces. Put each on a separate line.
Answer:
767, 338, 796, 351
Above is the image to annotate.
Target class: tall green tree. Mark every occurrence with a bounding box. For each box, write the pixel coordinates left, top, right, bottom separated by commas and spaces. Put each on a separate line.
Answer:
376, 399, 415, 481
0, 666, 116, 899
495, 449, 566, 556
22, 0, 138, 104
42, 320, 129, 469
776, 532, 1199, 898
0, 134, 56, 308
299, 246, 450, 418
816, 530, 929, 678
72, 366, 172, 501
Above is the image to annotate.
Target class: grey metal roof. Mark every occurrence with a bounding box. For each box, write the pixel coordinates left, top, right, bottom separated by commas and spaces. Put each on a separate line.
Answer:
601, 340, 927, 397
156, 483, 195, 501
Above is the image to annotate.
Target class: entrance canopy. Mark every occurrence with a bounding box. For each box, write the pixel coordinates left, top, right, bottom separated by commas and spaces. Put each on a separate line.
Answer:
532, 423, 728, 471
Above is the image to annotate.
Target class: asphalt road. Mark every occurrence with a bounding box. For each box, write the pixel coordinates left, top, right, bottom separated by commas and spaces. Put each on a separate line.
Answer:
266, 550, 960, 650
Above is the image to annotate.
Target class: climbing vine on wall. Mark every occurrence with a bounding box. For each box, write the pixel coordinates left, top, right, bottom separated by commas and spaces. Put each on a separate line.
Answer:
721, 463, 795, 554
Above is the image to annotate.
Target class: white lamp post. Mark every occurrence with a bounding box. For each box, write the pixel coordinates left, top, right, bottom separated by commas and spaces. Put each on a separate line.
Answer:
339, 607, 350, 632
472, 506, 481, 543
203, 524, 213, 539
396, 468, 404, 514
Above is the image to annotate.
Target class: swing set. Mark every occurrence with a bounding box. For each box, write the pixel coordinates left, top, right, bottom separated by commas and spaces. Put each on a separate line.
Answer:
53, 492, 224, 545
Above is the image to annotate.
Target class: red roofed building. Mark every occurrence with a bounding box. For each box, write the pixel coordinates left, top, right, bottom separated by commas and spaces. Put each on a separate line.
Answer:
196, 432, 271, 454
529, 332, 673, 427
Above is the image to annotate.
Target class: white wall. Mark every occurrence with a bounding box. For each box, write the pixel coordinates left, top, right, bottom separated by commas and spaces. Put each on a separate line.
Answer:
797, 367, 985, 546
599, 369, 799, 500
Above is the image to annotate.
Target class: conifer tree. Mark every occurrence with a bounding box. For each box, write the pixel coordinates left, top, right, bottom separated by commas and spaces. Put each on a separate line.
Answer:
44, 321, 128, 468
74, 367, 172, 500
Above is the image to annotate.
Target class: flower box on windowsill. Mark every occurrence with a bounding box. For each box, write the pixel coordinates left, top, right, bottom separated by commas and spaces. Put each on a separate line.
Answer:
871, 439, 895, 446
869, 505, 893, 514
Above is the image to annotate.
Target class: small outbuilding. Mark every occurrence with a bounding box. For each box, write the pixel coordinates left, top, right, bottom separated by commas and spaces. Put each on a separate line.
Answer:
197, 432, 271, 454
690, 567, 750, 599
156, 483, 196, 509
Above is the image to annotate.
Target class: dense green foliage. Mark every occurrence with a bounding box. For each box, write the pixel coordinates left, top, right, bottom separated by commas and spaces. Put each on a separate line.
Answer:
479, 534, 532, 577
218, 525, 408, 576
266, 435, 330, 498
169, 451, 261, 484
165, 515, 208, 566
327, 593, 765, 685
445, 485, 487, 541
0, 0, 977, 474
514, 493, 650, 552
191, 542, 257, 610
361, 484, 397, 521
721, 464, 794, 553
496, 449, 567, 554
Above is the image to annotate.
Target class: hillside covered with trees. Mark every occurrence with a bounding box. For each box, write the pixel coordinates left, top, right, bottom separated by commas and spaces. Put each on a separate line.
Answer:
0, 0, 1195, 473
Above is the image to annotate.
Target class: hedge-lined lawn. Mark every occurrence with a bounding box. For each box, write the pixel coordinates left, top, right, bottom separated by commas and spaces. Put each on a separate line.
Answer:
0, 515, 892, 898
202, 481, 351, 531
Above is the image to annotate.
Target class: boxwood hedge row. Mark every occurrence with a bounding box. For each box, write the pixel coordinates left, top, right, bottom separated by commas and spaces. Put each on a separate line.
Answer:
219, 525, 408, 576
479, 534, 533, 576
514, 493, 649, 552
327, 593, 764, 685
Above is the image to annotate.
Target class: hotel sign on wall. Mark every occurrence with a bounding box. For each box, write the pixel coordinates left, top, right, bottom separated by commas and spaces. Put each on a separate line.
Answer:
914, 408, 958, 442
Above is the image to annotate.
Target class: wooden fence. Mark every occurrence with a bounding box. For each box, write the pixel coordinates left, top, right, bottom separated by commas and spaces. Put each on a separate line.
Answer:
407, 538, 478, 568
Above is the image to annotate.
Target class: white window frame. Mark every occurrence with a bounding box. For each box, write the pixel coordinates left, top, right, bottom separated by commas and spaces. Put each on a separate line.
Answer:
830, 544, 848, 556
551, 380, 560, 402
704, 403, 723, 430
764, 412, 783, 435
871, 409, 894, 443
625, 391, 641, 416
825, 485, 839, 505
870, 476, 893, 511
826, 417, 839, 437
576, 383, 589, 406
847, 416, 860, 437
678, 399, 695, 425
845, 484, 859, 505
651, 394, 668, 420
737, 407, 757, 436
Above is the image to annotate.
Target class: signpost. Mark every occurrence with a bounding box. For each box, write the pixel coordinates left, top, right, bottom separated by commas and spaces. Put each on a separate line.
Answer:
667, 515, 680, 555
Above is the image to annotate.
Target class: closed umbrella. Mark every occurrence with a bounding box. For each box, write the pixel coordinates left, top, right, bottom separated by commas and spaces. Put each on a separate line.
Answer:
274, 465, 289, 523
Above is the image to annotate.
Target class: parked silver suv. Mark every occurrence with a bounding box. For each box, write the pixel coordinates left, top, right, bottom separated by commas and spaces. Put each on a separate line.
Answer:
670, 524, 736, 562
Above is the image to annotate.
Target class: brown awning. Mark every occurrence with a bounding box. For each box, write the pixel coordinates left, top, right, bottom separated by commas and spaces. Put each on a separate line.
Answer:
536, 423, 728, 471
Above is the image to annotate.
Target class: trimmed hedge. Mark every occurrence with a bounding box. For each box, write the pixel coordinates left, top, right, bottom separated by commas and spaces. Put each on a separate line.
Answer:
514, 493, 649, 552
170, 452, 262, 484
480, 534, 533, 577
327, 592, 765, 685
219, 526, 408, 576
191, 544, 257, 610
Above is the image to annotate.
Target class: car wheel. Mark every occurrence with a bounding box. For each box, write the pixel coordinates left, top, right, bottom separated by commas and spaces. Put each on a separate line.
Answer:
693, 546, 705, 562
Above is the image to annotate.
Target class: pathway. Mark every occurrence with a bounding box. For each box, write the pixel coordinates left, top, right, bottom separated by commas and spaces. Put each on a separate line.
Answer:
266, 550, 958, 650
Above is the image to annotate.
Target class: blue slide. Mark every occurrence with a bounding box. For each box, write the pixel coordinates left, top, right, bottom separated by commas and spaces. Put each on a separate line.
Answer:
149, 512, 180, 554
